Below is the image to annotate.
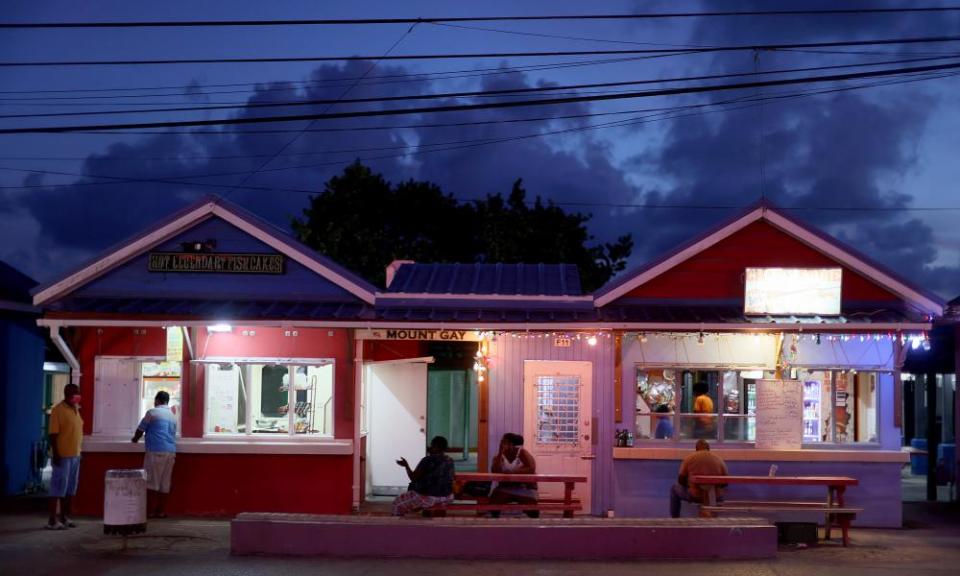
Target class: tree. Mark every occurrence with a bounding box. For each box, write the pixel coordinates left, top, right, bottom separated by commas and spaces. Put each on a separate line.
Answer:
292, 161, 632, 291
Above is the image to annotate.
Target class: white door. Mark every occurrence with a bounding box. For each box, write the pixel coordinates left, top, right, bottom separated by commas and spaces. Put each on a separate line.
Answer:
93, 358, 140, 437
523, 360, 593, 514
366, 361, 429, 495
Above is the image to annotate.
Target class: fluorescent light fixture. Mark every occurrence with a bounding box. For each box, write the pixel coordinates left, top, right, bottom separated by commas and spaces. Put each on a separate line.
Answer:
208, 324, 232, 333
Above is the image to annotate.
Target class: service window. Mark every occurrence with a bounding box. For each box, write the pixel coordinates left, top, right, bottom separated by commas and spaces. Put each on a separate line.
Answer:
204, 361, 334, 437
93, 357, 182, 438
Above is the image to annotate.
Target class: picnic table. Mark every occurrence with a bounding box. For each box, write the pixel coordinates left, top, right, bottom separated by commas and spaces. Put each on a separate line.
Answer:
429, 472, 586, 518
690, 475, 860, 546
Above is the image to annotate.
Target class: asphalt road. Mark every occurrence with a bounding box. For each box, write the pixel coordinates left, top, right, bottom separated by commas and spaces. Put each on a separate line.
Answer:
1, 502, 958, 576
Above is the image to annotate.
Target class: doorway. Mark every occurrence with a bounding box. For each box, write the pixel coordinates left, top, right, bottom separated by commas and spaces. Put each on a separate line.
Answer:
523, 360, 593, 514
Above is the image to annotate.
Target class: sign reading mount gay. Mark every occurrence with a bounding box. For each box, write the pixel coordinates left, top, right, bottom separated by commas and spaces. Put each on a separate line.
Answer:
358, 329, 482, 342
148, 252, 285, 274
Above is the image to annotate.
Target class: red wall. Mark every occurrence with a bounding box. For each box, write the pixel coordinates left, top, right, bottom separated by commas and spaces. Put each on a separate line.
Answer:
363, 339, 428, 362
69, 326, 356, 439
625, 221, 901, 301
70, 327, 167, 435
75, 452, 353, 517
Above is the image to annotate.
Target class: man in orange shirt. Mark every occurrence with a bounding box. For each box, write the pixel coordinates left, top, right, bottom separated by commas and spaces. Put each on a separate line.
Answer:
670, 439, 728, 518
692, 381, 715, 439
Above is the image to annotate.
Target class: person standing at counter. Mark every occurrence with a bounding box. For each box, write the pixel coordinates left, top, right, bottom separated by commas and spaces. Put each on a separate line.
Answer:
47, 384, 83, 530
670, 440, 728, 518
132, 391, 177, 518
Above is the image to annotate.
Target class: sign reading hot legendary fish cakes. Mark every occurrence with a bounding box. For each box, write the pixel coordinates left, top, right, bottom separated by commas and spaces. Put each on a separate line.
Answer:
148, 252, 285, 274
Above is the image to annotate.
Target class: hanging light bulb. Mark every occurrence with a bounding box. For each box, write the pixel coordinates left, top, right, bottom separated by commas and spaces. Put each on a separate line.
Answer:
815, 333, 821, 345
587, 335, 598, 346
639, 332, 648, 343
697, 331, 705, 345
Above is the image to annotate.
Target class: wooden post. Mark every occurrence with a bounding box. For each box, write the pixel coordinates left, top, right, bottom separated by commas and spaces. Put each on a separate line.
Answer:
926, 371, 939, 501
477, 337, 489, 472
614, 333, 623, 423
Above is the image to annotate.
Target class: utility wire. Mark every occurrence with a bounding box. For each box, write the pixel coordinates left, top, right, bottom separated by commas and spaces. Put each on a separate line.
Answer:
4, 7, 960, 27
1, 69, 953, 188
3, 60, 960, 134
3, 54, 956, 117
4, 35, 960, 67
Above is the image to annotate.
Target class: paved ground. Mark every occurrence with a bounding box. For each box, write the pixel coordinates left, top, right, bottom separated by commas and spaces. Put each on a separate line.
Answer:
1, 501, 958, 576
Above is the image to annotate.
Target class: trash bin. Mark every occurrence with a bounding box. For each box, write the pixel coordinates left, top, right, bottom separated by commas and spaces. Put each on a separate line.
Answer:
104, 469, 147, 535
938, 443, 956, 483
910, 438, 928, 476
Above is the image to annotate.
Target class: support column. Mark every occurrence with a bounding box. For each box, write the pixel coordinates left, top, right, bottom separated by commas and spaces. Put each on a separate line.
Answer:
926, 371, 939, 501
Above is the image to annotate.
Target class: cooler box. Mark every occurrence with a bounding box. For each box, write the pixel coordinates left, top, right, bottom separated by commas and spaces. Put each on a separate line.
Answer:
910, 439, 928, 476
104, 469, 147, 535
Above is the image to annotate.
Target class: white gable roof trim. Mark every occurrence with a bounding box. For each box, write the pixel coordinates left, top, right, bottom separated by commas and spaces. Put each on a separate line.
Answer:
595, 206, 944, 315
33, 201, 376, 306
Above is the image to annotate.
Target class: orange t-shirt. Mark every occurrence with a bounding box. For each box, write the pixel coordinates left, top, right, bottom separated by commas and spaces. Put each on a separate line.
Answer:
694, 394, 714, 425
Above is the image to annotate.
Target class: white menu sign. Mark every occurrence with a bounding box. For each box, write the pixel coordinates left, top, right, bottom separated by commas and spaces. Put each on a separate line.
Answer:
744, 267, 842, 315
755, 379, 803, 450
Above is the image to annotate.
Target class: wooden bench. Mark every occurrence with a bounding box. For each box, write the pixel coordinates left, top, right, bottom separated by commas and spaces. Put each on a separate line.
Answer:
426, 472, 587, 518
691, 475, 861, 546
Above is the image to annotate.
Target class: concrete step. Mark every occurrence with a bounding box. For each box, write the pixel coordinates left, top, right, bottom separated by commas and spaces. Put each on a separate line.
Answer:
231, 513, 777, 560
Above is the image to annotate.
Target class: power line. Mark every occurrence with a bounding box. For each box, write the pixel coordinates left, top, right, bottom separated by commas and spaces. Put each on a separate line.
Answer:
1, 69, 953, 188
4, 7, 960, 28
5, 54, 959, 119
3, 60, 959, 134
4, 35, 960, 67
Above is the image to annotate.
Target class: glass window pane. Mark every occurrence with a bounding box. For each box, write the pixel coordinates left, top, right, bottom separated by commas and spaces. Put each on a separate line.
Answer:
252, 365, 288, 434
205, 363, 245, 434
536, 375, 580, 445
141, 361, 182, 436
723, 415, 755, 441
636, 411, 674, 440
293, 364, 334, 435
679, 414, 719, 440
798, 370, 829, 443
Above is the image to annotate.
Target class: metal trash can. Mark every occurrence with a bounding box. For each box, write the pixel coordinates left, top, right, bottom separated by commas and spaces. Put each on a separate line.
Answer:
104, 469, 147, 535
910, 438, 928, 476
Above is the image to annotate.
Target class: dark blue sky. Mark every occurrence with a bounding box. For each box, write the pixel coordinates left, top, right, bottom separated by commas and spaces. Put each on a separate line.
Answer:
1, 1, 958, 298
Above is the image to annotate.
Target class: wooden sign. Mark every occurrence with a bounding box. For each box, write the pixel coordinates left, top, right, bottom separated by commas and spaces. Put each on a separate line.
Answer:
148, 252, 284, 274
357, 329, 482, 342
755, 379, 803, 450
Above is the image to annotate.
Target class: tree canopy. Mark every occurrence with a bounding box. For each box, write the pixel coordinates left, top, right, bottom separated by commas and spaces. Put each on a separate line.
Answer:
292, 161, 633, 292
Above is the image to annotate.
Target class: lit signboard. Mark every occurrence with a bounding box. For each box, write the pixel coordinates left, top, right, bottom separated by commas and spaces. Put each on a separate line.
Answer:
744, 268, 842, 316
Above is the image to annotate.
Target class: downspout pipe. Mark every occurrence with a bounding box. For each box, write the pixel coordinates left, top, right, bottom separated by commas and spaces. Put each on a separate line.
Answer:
50, 326, 81, 386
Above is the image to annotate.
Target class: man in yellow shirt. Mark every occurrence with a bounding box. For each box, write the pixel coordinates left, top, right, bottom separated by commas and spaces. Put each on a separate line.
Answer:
47, 383, 83, 530
670, 439, 728, 518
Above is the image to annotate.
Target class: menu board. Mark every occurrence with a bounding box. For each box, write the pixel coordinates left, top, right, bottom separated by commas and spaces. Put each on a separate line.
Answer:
755, 379, 803, 450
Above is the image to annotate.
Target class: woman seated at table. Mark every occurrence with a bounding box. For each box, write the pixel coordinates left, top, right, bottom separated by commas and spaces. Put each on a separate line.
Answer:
391, 436, 455, 516
489, 432, 539, 518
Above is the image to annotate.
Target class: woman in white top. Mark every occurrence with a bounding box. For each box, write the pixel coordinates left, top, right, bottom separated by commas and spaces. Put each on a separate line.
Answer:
489, 433, 539, 518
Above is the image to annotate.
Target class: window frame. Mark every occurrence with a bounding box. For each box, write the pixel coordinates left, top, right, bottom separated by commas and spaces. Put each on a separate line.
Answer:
92, 355, 182, 438
633, 364, 884, 448
200, 356, 336, 439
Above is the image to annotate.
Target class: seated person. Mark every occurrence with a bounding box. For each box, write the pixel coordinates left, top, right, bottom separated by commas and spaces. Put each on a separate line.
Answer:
391, 436, 455, 516
654, 404, 674, 439
670, 439, 728, 518
489, 433, 539, 518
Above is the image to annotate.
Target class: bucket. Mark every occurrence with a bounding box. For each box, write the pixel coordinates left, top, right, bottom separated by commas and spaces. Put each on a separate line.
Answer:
103, 469, 147, 535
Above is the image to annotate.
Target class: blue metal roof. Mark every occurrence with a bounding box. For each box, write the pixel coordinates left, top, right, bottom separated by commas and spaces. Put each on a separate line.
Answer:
388, 263, 582, 296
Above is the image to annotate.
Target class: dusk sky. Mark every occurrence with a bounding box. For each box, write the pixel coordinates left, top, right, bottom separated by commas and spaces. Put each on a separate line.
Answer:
2, 1, 959, 298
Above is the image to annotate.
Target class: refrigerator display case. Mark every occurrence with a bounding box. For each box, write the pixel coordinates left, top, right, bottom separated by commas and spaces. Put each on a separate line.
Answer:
803, 379, 822, 443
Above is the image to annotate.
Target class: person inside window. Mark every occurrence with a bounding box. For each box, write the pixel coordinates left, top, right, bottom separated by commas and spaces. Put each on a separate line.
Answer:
654, 404, 674, 439
391, 436, 455, 516
692, 381, 715, 438
489, 432, 539, 518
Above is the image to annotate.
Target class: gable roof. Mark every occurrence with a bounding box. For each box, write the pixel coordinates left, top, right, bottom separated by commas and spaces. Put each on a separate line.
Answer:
594, 201, 945, 315
0, 259, 39, 313
385, 262, 583, 297
32, 196, 378, 307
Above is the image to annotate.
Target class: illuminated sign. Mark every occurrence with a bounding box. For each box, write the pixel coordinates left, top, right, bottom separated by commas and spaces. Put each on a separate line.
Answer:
357, 329, 482, 342
744, 267, 842, 316
148, 252, 285, 274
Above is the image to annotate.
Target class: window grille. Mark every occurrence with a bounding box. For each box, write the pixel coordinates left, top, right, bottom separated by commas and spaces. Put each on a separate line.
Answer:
536, 375, 581, 445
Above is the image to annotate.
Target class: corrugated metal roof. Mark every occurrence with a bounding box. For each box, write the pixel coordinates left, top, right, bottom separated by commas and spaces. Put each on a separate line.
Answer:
387, 263, 582, 296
